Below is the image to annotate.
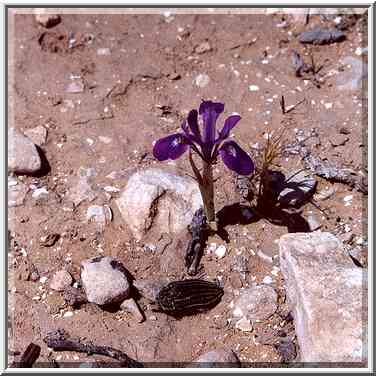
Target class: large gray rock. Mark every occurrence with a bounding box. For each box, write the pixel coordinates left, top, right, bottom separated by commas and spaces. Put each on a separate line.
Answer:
116, 168, 202, 241
8, 128, 42, 175
81, 256, 131, 305
279, 232, 367, 363
190, 349, 240, 368
232, 284, 278, 322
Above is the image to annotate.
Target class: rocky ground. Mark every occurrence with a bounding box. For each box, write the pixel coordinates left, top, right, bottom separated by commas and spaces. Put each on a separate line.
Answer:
8, 8, 368, 368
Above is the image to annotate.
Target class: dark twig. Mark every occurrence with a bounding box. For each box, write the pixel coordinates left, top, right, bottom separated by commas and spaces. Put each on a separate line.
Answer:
18, 343, 41, 368
44, 329, 144, 368
280, 95, 306, 115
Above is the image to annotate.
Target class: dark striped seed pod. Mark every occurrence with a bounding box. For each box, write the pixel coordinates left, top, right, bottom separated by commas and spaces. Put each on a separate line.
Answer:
156, 279, 224, 316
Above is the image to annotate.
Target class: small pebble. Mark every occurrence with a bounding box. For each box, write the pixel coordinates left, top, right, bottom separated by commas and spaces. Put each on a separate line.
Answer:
235, 317, 253, 332
49, 270, 73, 291
39, 276, 48, 284
32, 187, 48, 199
262, 276, 273, 284
35, 13, 61, 28
215, 245, 227, 259
343, 195, 353, 202
195, 73, 210, 88
63, 311, 74, 318
249, 85, 259, 92
120, 298, 144, 323
97, 48, 111, 55
103, 186, 120, 193
195, 42, 211, 54
98, 136, 112, 144
65, 80, 84, 93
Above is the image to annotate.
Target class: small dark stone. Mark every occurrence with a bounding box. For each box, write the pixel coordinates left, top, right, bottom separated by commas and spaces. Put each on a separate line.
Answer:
40, 233, 60, 247
339, 127, 351, 135
299, 28, 346, 45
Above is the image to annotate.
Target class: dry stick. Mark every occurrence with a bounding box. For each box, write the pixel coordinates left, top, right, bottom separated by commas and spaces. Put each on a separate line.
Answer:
44, 330, 143, 368
18, 343, 41, 368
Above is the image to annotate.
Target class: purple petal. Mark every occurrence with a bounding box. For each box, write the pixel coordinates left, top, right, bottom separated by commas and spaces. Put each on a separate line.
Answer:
187, 109, 201, 140
217, 114, 241, 142
219, 140, 254, 175
199, 100, 225, 144
181, 119, 201, 145
153, 133, 189, 161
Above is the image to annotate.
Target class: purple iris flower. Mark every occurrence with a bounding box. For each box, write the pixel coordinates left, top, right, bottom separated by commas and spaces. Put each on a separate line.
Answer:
153, 100, 254, 175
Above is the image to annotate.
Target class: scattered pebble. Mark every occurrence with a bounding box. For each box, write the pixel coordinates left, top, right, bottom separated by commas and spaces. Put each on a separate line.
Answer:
67, 167, 97, 207
32, 187, 49, 199
120, 298, 144, 323
343, 195, 353, 202
215, 245, 227, 259
103, 186, 120, 193
324, 103, 333, 109
262, 276, 273, 284
97, 47, 111, 56
39, 276, 48, 284
50, 270, 73, 291
63, 311, 74, 318
195, 73, 210, 88
65, 80, 84, 93
249, 85, 259, 91
235, 317, 254, 332
98, 136, 112, 144
35, 12, 61, 28
195, 41, 211, 54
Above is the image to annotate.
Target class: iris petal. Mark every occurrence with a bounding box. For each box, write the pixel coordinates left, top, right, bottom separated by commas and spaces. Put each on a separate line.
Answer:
187, 110, 201, 140
199, 101, 225, 144
217, 115, 241, 142
219, 140, 254, 175
153, 133, 189, 161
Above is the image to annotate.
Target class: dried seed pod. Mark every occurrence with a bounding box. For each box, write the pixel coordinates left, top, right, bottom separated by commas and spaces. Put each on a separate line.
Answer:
156, 279, 224, 316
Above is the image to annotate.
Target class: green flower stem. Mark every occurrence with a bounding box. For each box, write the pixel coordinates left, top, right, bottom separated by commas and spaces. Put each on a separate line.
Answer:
188, 151, 217, 231
201, 161, 215, 223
